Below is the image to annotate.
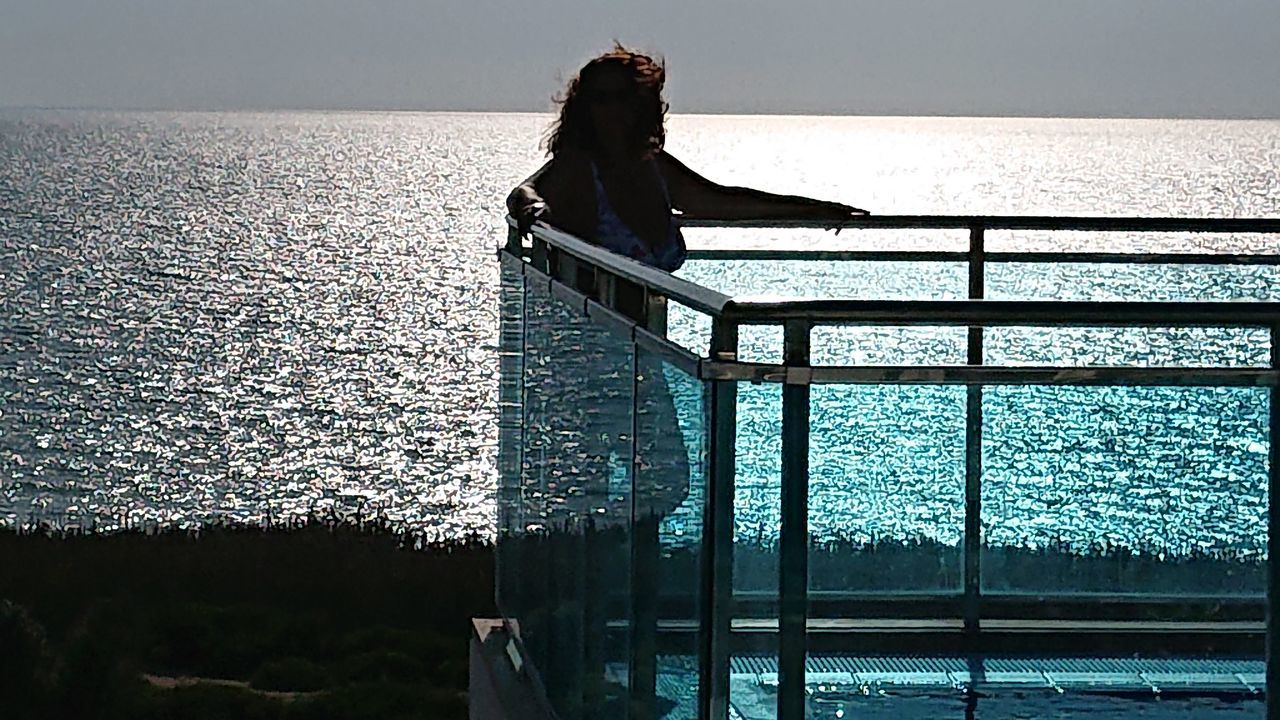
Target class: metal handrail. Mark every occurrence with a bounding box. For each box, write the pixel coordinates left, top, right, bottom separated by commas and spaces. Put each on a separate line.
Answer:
723, 298, 1280, 326
679, 215, 1280, 232
702, 362, 1280, 387
688, 249, 1280, 265
516, 215, 1280, 329
511, 218, 735, 317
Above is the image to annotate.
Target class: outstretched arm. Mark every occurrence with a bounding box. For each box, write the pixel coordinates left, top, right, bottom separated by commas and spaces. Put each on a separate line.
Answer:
657, 151, 868, 221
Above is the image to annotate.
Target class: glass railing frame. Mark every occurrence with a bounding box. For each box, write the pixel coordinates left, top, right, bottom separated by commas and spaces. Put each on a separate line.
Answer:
500, 214, 1280, 720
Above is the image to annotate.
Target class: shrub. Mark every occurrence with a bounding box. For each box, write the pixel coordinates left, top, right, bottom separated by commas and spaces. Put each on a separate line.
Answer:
340, 650, 426, 684
0, 599, 52, 717
285, 682, 464, 720
134, 683, 284, 720
251, 657, 331, 693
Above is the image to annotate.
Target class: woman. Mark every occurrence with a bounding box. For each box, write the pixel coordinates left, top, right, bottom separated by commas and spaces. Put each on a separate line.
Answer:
508, 44, 869, 271
506, 46, 869, 717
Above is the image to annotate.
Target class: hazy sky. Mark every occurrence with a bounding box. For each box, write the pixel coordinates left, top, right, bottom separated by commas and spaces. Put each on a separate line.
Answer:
2, 0, 1278, 117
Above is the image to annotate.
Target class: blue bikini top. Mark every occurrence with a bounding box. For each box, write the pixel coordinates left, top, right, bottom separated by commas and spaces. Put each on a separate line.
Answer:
590, 161, 687, 272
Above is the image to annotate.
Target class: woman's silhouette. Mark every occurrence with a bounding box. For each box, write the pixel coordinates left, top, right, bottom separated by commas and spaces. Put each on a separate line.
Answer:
508, 44, 868, 271
505, 45, 867, 719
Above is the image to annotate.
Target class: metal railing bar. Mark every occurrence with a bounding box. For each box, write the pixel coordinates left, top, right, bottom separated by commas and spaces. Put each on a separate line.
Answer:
517, 220, 736, 318
687, 249, 972, 262
964, 383, 984, 643
733, 590, 1266, 604
511, 222, 1280, 327
722, 299, 1280, 326
627, 324, 645, 719
677, 215, 1280, 233
964, 225, 985, 648
685, 249, 1280, 265
700, 362, 1280, 386
551, 250, 581, 290
702, 319, 740, 720
991, 251, 1280, 265
529, 235, 549, 272
520, 256, 699, 375
778, 320, 811, 720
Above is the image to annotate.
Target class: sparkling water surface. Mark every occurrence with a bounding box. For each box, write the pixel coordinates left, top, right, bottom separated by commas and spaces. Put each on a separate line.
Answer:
3, 111, 1279, 539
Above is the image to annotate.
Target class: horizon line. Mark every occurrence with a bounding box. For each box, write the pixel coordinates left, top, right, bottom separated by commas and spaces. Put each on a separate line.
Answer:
2, 104, 1279, 122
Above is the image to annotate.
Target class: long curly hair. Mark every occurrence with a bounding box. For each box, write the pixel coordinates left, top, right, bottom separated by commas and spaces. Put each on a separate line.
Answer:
544, 44, 668, 159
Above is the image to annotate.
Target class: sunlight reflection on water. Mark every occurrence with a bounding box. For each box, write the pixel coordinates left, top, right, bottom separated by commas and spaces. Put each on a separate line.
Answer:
1, 111, 1278, 539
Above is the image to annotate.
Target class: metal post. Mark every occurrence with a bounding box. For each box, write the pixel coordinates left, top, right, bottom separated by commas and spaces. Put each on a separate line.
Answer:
531, 235, 548, 272
700, 320, 738, 720
967, 222, 986, 335
964, 224, 986, 649
1268, 324, 1280, 718
597, 268, 617, 309
778, 321, 811, 720
625, 334, 646, 720
646, 290, 669, 337
556, 251, 578, 288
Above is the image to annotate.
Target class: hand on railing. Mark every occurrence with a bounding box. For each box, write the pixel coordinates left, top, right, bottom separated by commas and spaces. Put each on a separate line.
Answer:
809, 200, 870, 235
512, 200, 549, 236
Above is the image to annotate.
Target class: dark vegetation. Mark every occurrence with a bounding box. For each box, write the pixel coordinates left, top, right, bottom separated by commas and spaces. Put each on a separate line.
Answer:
3, 517, 1265, 720
732, 536, 1266, 597
0, 518, 493, 720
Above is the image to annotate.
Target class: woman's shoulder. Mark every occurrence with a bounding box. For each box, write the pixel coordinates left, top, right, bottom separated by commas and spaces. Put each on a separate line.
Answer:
537, 147, 593, 193
534, 148, 596, 238
552, 145, 593, 170
541, 146, 596, 191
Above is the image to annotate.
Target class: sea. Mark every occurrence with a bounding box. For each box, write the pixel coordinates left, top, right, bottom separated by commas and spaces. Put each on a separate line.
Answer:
2, 110, 1279, 542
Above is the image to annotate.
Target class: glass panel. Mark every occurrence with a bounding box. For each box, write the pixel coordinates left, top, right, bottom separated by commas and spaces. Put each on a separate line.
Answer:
738, 325, 783, 364
515, 279, 635, 719
799, 382, 1270, 720
732, 382, 782, 719
735, 383, 783, 596
665, 303, 780, 363
666, 301, 712, 357
808, 385, 966, 599
636, 349, 707, 720
982, 386, 1269, 596
802, 348, 967, 719
495, 257, 524, 620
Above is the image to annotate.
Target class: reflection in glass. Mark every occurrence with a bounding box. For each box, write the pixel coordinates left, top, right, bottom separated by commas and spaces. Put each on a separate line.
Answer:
637, 350, 707, 719
512, 280, 635, 718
